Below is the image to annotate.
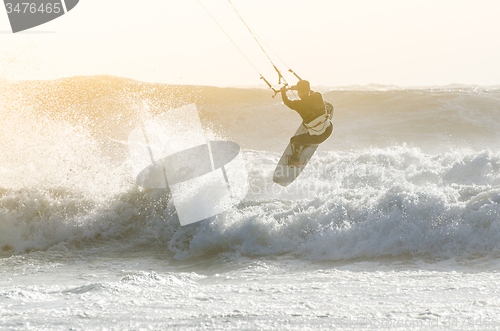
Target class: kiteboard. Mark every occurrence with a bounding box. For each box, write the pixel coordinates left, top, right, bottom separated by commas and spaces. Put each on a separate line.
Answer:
272, 102, 334, 187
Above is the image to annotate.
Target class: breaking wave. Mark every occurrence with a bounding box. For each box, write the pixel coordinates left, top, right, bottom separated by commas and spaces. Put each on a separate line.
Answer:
1, 76, 500, 261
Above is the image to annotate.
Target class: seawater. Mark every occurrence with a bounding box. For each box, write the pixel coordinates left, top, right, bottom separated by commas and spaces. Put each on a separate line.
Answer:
1, 76, 500, 330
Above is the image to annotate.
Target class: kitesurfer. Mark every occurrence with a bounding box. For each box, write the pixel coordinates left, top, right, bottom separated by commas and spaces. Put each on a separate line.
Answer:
279, 80, 333, 166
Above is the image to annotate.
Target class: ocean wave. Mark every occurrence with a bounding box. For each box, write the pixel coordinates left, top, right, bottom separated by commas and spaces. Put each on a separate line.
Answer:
2, 76, 500, 261
2, 147, 500, 262
2, 76, 500, 154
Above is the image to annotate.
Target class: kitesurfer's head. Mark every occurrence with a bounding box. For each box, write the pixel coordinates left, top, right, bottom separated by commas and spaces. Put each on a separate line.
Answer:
291, 80, 311, 98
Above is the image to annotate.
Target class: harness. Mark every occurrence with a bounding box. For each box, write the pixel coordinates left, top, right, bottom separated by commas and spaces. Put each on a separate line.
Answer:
303, 105, 331, 136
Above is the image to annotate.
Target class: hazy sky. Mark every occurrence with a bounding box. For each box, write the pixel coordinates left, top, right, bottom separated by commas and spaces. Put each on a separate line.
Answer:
1, 0, 499, 87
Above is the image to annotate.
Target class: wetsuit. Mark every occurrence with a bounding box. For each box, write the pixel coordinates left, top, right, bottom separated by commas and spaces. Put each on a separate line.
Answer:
281, 90, 333, 147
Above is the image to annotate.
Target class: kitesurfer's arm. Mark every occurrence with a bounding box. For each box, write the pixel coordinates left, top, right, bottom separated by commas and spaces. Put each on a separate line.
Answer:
280, 86, 298, 110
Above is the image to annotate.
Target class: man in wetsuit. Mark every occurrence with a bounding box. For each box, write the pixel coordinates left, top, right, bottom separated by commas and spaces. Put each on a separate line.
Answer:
279, 80, 333, 166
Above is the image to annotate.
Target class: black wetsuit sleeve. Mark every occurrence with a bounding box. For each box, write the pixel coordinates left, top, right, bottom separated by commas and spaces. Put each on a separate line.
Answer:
281, 91, 314, 122
281, 90, 326, 123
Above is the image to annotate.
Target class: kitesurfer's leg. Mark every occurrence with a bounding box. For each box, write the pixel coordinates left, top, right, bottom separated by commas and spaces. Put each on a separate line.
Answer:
306, 123, 333, 145
288, 124, 333, 166
292, 123, 333, 147
289, 135, 308, 166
